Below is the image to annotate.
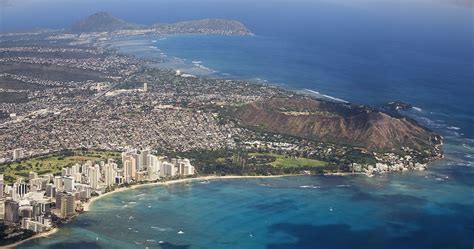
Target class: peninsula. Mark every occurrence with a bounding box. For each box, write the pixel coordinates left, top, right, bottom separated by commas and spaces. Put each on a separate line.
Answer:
0, 12, 443, 177
70, 11, 253, 35
0, 11, 443, 247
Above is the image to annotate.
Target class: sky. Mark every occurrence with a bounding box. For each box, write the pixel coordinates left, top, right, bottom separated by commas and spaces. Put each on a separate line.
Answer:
0, 0, 472, 32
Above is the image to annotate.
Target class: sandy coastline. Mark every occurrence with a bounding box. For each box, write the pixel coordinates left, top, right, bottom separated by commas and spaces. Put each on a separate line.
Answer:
3, 174, 297, 248
85, 175, 294, 210
82, 186, 130, 212
1, 228, 59, 249
131, 174, 296, 189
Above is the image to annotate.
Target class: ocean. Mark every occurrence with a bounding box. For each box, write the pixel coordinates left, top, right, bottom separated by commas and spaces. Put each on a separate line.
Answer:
17, 174, 474, 249
12, 0, 474, 248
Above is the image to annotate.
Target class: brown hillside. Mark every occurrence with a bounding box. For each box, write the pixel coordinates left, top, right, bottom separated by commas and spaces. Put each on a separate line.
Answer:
235, 98, 441, 151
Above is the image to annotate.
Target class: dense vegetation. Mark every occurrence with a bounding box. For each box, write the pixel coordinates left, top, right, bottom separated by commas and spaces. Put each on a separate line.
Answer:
0, 149, 121, 184
0, 224, 35, 246
171, 149, 347, 176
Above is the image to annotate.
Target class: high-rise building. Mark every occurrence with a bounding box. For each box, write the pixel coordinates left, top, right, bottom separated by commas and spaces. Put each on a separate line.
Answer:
53, 176, 63, 191
162, 162, 177, 177
0, 175, 4, 199
60, 193, 75, 219
185, 164, 195, 176
81, 163, 90, 177
61, 167, 70, 177
122, 150, 143, 172
29, 178, 43, 192
45, 184, 56, 198
139, 149, 151, 170
123, 160, 132, 183
12, 182, 28, 201
63, 176, 75, 192
88, 166, 100, 190
104, 163, 117, 187
75, 184, 92, 200
123, 156, 137, 183
121, 150, 137, 165
147, 155, 160, 180
73, 172, 82, 183
130, 154, 139, 175
4, 199, 20, 225
55, 192, 63, 210
179, 159, 195, 176
71, 164, 80, 176
19, 205, 33, 219
22, 216, 52, 233
0, 200, 4, 221
143, 82, 148, 92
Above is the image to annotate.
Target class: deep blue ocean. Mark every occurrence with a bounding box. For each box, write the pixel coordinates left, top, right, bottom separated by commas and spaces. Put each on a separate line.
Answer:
8, 0, 474, 248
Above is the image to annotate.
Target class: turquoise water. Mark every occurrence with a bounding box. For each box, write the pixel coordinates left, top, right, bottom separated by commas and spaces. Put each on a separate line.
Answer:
20, 29, 474, 249
22, 12, 474, 249
11, 1, 474, 248
18, 172, 474, 249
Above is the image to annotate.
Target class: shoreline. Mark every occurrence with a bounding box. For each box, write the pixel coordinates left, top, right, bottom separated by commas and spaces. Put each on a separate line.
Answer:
2, 170, 436, 248
85, 175, 297, 211
4, 174, 299, 248
1, 228, 59, 249
131, 174, 297, 189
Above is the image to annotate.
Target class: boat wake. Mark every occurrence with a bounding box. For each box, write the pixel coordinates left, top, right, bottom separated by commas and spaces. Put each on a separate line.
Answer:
299, 185, 320, 189
151, 226, 172, 232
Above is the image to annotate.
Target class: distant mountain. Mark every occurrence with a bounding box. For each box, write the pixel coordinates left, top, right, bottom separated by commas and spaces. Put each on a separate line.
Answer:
70, 12, 137, 33
69, 12, 252, 35
153, 19, 253, 35
234, 98, 442, 152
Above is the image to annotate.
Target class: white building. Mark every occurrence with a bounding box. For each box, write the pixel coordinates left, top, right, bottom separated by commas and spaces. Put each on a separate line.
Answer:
12, 182, 28, 201
139, 149, 151, 171
123, 156, 137, 183
13, 148, 25, 161
29, 178, 43, 192
22, 217, 52, 232
53, 176, 63, 191
104, 163, 117, 187
63, 176, 75, 192
147, 155, 161, 180
161, 162, 177, 177
88, 166, 100, 190
61, 167, 70, 177
73, 172, 82, 183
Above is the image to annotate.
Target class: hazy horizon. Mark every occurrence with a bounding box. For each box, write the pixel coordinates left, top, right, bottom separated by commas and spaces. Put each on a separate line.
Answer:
0, 0, 472, 33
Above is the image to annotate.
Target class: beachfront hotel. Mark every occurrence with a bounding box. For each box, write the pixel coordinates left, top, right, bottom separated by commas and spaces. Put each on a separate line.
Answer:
0, 149, 195, 233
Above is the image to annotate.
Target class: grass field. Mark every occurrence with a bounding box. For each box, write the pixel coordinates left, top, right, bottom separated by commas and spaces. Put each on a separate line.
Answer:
249, 152, 328, 168
0, 150, 121, 184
